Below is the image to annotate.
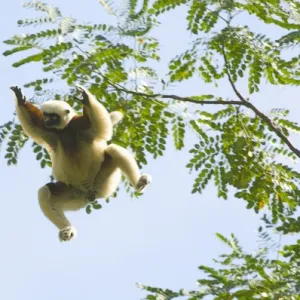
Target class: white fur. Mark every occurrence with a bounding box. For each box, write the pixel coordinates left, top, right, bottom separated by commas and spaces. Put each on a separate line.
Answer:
110, 111, 124, 126
59, 226, 77, 242
38, 185, 72, 230
41, 100, 73, 115
14, 86, 151, 241
76, 84, 113, 140
41, 100, 76, 130
50, 139, 107, 189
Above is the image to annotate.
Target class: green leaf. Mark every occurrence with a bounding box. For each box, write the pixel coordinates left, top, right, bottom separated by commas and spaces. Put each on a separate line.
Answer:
13, 53, 44, 67
86, 205, 92, 214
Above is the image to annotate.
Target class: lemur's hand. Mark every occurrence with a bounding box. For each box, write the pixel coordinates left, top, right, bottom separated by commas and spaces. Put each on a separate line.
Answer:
76, 86, 89, 105
10, 86, 26, 105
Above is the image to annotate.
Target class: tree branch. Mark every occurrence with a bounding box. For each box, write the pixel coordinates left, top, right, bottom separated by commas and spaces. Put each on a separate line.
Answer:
95, 71, 243, 106
117, 87, 244, 106
92, 57, 300, 158
245, 101, 300, 157
221, 44, 300, 158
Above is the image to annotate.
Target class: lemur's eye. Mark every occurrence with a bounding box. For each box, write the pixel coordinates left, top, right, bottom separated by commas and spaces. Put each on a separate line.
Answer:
65, 109, 70, 114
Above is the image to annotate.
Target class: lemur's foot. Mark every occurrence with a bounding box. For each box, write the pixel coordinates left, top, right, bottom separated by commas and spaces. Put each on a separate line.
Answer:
136, 174, 152, 193
59, 226, 77, 242
10, 86, 26, 105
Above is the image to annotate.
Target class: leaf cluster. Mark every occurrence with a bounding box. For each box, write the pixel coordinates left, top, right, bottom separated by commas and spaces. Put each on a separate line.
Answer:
3, 0, 300, 297
141, 232, 300, 299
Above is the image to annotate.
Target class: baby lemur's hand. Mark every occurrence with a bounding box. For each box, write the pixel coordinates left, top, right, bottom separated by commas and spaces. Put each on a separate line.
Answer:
10, 86, 26, 105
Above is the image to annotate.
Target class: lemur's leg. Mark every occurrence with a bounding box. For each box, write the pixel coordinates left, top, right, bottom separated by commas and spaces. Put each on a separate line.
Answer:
105, 144, 151, 193
38, 182, 87, 242
93, 153, 122, 199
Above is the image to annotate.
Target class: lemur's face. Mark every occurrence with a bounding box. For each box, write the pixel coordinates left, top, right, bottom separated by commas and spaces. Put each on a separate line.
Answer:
41, 100, 75, 130
43, 110, 70, 129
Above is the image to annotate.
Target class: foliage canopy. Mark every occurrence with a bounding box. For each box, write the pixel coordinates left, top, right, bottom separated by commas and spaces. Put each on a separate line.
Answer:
2, 0, 300, 298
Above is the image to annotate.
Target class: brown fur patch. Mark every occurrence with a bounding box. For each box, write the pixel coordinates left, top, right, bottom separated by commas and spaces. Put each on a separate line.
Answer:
68, 107, 91, 131
24, 102, 46, 128
56, 113, 91, 153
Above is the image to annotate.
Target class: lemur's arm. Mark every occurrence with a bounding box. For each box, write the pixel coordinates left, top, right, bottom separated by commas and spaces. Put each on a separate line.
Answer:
76, 85, 116, 141
10, 86, 57, 148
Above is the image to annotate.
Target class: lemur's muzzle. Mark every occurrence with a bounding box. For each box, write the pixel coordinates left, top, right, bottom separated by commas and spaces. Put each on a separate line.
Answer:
44, 114, 60, 128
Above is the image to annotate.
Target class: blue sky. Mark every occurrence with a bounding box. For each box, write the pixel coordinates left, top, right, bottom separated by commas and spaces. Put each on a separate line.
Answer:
0, 1, 299, 299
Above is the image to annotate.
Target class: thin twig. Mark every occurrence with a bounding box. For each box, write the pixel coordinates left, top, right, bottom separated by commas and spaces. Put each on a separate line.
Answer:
221, 44, 247, 104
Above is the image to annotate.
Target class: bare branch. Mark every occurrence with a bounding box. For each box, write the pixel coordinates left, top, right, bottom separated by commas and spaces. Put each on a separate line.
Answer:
94, 71, 242, 106
117, 88, 244, 106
